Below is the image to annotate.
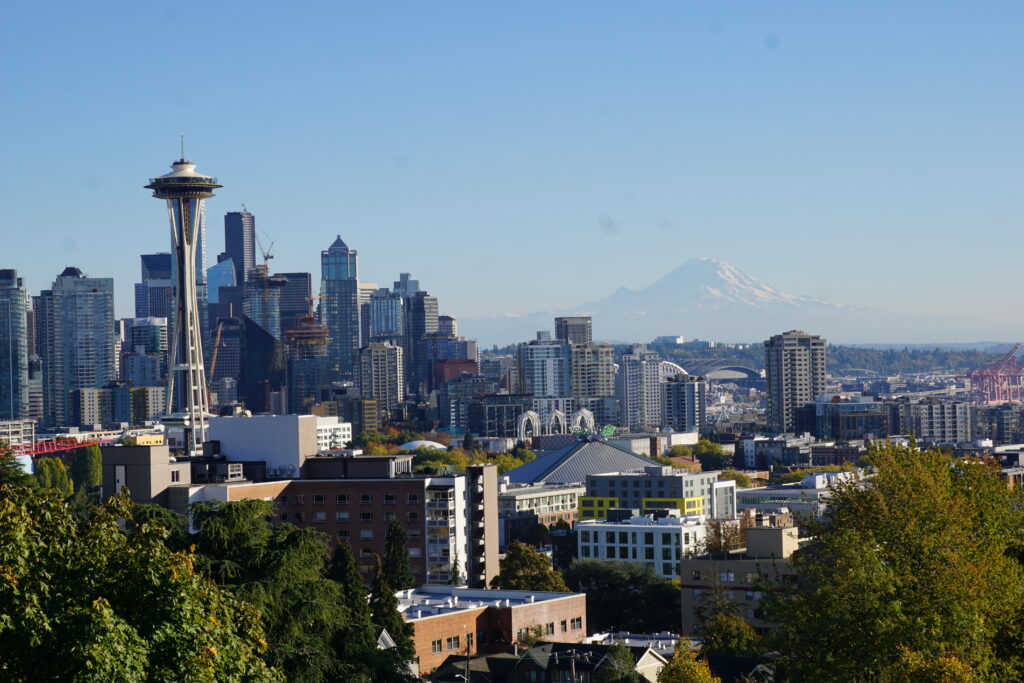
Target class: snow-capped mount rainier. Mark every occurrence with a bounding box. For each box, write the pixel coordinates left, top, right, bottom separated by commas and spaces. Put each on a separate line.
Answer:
461, 258, 1021, 346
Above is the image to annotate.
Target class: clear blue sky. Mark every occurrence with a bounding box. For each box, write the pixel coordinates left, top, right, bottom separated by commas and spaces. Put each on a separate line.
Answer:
2, 2, 1022, 330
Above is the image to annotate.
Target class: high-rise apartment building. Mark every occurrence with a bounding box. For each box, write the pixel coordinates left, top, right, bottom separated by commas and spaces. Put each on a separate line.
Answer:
243, 266, 287, 338
224, 209, 256, 285
358, 341, 404, 416
764, 330, 827, 434
320, 236, 360, 380
284, 315, 330, 415
570, 342, 616, 424
277, 272, 312, 336
368, 287, 404, 340
517, 339, 573, 398
661, 374, 707, 433
438, 315, 458, 338
615, 344, 664, 431
36, 267, 116, 428
0, 270, 30, 420
555, 316, 593, 345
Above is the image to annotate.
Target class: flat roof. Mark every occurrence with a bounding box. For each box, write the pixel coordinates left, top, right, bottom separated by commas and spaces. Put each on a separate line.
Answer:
398, 586, 581, 621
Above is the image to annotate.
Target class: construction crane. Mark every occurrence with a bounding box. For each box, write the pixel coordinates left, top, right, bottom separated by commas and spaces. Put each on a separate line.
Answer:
253, 233, 275, 329
970, 343, 1024, 404
206, 321, 225, 406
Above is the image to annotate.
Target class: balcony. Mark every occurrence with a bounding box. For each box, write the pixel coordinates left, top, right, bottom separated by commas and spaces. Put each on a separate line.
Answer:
427, 500, 455, 510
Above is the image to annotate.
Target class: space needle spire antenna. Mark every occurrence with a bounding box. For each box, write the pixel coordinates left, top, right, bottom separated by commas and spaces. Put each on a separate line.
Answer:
145, 151, 222, 457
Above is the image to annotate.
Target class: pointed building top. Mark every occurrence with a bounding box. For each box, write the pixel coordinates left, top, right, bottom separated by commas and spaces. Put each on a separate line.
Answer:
328, 235, 349, 250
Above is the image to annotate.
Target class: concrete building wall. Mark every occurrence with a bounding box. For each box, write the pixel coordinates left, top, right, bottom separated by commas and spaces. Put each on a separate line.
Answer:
207, 414, 317, 476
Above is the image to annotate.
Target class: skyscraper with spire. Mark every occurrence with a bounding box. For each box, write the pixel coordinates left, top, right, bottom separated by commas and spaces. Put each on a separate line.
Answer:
320, 236, 360, 380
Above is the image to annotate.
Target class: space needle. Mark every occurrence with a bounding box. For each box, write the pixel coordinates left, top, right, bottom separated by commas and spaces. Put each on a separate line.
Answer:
145, 147, 221, 457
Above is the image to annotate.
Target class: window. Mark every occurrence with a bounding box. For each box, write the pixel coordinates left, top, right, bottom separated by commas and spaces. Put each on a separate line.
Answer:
294, 512, 304, 523
644, 532, 654, 544
407, 512, 420, 522
618, 547, 629, 559
662, 548, 672, 560
663, 563, 673, 576
313, 511, 326, 523
279, 495, 289, 504
446, 636, 460, 651
467, 632, 474, 649
360, 529, 373, 540
431, 639, 442, 654
313, 494, 325, 505
545, 623, 555, 635
571, 617, 583, 630
336, 511, 350, 521
581, 546, 591, 558
384, 511, 397, 522
745, 572, 759, 583
360, 494, 372, 504
662, 533, 673, 545
605, 532, 615, 543
581, 531, 590, 543
360, 548, 373, 558
280, 513, 288, 522
719, 571, 734, 583
171, 470, 180, 483
407, 493, 420, 504
360, 512, 373, 523
294, 495, 304, 504
409, 547, 421, 558
383, 494, 396, 504
338, 530, 350, 540
605, 547, 615, 559
560, 620, 568, 633
409, 529, 421, 539
618, 532, 628, 544
336, 494, 349, 504
691, 570, 702, 580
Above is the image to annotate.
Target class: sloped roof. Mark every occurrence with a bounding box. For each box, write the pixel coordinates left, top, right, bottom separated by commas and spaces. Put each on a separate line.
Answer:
505, 437, 663, 485
327, 234, 349, 250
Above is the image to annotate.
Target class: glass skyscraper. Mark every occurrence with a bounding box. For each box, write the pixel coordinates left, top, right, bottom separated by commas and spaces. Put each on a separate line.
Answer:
0, 269, 29, 420
320, 236, 360, 380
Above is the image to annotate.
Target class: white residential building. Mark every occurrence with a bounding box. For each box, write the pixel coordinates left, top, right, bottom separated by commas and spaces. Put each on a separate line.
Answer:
315, 416, 353, 451
577, 511, 708, 579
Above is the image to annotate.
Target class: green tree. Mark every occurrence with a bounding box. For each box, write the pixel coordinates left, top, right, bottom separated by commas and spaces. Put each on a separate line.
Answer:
667, 444, 694, 459
563, 559, 681, 633
383, 520, 415, 590
131, 503, 189, 551
717, 469, 750, 488
0, 444, 35, 489
766, 443, 1024, 681
33, 457, 74, 497
69, 444, 103, 496
0, 485, 280, 681
490, 541, 569, 592
450, 555, 462, 585
693, 439, 730, 470
699, 612, 763, 658
189, 499, 374, 681
594, 642, 643, 683
462, 432, 477, 451
368, 556, 416, 661
657, 641, 721, 683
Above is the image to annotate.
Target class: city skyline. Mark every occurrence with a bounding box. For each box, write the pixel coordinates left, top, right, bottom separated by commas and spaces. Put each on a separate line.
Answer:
3, 2, 1023, 340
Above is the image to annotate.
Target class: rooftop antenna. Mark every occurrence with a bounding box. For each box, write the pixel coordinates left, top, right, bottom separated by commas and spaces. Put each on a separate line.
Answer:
179, 134, 185, 161
241, 203, 248, 212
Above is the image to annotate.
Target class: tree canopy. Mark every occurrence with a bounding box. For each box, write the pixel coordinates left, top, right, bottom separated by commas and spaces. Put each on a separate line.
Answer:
657, 641, 721, 683
383, 520, 415, 591
594, 642, 643, 683
563, 560, 680, 633
490, 541, 569, 592
766, 443, 1024, 681
0, 485, 280, 681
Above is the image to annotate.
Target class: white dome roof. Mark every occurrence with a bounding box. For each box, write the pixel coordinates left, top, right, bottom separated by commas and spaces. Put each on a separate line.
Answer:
400, 440, 448, 451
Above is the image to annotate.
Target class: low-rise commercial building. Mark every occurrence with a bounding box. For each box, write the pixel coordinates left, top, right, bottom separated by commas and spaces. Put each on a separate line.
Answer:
498, 481, 585, 547
735, 471, 854, 519
581, 466, 736, 521
679, 526, 800, 635
576, 509, 708, 579
399, 585, 587, 674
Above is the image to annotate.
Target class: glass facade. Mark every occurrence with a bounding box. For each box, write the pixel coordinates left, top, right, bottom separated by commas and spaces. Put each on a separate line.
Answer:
0, 270, 29, 420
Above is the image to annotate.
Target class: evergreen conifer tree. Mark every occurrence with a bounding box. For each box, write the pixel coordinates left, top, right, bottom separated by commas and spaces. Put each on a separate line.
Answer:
368, 556, 416, 661
383, 521, 415, 590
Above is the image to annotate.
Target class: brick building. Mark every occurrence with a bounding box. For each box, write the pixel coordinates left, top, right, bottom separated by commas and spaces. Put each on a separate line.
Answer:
398, 585, 587, 673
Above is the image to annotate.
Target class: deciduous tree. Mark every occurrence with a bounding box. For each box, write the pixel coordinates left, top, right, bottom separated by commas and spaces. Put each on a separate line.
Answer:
657, 641, 720, 683
490, 541, 569, 592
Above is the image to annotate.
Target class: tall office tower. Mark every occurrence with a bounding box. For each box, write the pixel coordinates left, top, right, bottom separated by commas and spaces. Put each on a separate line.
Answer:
36, 267, 116, 428
393, 272, 421, 297
206, 257, 236, 304
421, 333, 480, 394
209, 316, 242, 385
0, 270, 30, 420
404, 291, 438, 397
438, 315, 458, 338
243, 266, 286, 338
764, 330, 827, 434
277, 272, 312, 336
555, 316, 592, 345
320, 236, 360, 380
224, 209, 255, 285
570, 342, 616, 425
517, 339, 572, 398
615, 344, 664, 431
284, 314, 330, 414
146, 157, 222, 456
358, 341, 404, 416
134, 253, 173, 318
368, 288, 404, 340
661, 374, 707, 433
357, 282, 378, 349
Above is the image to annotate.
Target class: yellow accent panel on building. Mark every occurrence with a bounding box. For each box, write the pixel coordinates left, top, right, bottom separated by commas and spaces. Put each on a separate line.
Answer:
641, 497, 703, 515
579, 496, 619, 520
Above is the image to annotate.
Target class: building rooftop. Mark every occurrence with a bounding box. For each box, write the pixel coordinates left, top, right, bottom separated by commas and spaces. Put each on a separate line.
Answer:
505, 436, 663, 485
397, 586, 581, 621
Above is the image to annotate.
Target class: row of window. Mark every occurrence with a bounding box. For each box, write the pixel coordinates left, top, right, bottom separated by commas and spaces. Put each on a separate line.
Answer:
281, 511, 423, 524
689, 570, 760, 583
580, 545, 681, 561
337, 528, 423, 542
513, 617, 584, 643
430, 632, 475, 654
580, 530, 684, 545
280, 493, 421, 505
